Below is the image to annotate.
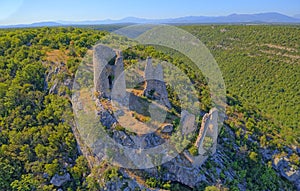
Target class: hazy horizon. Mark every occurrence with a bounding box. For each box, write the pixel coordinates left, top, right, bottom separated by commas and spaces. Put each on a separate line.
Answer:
1, 0, 300, 25
1, 12, 300, 26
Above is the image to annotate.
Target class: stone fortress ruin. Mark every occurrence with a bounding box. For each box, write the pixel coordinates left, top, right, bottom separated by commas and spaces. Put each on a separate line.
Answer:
93, 44, 219, 168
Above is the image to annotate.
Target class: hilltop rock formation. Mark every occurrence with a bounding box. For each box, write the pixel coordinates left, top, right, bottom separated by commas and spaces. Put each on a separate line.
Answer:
92, 45, 221, 189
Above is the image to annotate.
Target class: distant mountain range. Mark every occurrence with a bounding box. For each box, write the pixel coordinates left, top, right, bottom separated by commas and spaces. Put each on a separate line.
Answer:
294, 14, 300, 19
1, 12, 300, 28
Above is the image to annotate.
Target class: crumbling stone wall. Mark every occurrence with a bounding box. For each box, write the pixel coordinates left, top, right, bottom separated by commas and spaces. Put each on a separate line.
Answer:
143, 57, 172, 109
195, 108, 218, 155
93, 45, 125, 98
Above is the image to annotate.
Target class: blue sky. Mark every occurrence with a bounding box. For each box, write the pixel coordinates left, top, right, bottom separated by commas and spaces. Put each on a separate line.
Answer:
1, 0, 300, 25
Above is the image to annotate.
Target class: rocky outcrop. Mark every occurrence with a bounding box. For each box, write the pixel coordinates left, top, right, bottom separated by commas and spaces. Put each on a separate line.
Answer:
50, 173, 71, 187
143, 133, 165, 149
96, 99, 117, 129
113, 130, 135, 147
161, 154, 205, 188
273, 156, 300, 190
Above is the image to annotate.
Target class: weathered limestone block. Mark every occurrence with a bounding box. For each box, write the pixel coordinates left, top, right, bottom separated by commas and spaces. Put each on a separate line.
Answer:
180, 110, 196, 135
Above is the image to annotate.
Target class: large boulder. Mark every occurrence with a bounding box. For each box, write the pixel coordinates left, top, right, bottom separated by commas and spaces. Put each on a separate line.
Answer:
161, 123, 174, 133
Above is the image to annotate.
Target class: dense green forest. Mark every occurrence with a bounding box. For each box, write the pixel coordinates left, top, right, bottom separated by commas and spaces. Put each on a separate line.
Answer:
0, 27, 105, 190
182, 25, 300, 130
0, 25, 299, 190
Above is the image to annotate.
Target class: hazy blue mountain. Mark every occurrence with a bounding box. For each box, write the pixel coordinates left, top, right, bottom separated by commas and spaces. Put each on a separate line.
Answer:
0, 22, 62, 28
1, 12, 299, 28
216, 12, 300, 23
294, 14, 300, 19
65, 13, 300, 24
162, 12, 300, 23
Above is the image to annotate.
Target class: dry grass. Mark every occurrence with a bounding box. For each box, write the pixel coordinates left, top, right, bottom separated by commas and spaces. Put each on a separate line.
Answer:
46, 49, 69, 63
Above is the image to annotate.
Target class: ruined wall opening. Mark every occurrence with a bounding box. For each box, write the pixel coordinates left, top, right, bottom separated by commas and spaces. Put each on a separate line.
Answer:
108, 55, 117, 65
108, 75, 113, 90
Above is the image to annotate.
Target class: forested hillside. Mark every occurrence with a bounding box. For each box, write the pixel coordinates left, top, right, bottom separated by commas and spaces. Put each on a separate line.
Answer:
0, 25, 299, 190
183, 25, 299, 131
0, 27, 106, 190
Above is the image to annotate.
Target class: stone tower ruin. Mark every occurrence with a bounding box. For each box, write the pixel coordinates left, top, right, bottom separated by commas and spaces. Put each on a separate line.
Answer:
143, 57, 172, 109
93, 45, 126, 98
